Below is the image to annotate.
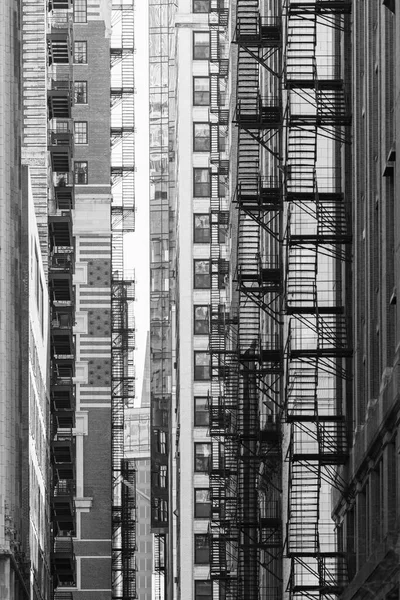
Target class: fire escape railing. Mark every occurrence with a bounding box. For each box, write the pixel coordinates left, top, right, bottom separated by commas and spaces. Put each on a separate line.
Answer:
46, 2, 76, 596
110, 2, 137, 598
283, 1, 352, 598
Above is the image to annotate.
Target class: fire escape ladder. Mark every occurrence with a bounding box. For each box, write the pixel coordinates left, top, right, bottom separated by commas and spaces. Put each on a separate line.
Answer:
284, 2, 352, 598
110, 3, 136, 599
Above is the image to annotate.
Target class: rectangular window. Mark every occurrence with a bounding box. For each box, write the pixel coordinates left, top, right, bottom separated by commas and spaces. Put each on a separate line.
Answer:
193, 77, 210, 106
193, 0, 210, 11
194, 352, 210, 381
194, 489, 211, 519
193, 168, 211, 197
195, 581, 212, 600
219, 212, 229, 243
193, 32, 210, 60
74, 122, 88, 144
194, 534, 210, 564
218, 259, 229, 290
74, 81, 87, 104
193, 123, 210, 152
74, 41, 87, 64
194, 214, 210, 243
194, 260, 211, 289
74, 0, 87, 22
194, 396, 210, 426
154, 498, 168, 522
154, 429, 167, 454
153, 465, 167, 488
74, 161, 88, 184
194, 443, 211, 472
194, 306, 209, 335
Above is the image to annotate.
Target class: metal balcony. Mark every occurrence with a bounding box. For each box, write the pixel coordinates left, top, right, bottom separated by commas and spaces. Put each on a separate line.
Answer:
52, 535, 76, 587
47, 11, 73, 65
51, 381, 75, 412
52, 428, 75, 480
53, 172, 74, 209
235, 96, 282, 129
234, 17, 282, 47
52, 479, 75, 534
48, 127, 73, 172
48, 68, 72, 119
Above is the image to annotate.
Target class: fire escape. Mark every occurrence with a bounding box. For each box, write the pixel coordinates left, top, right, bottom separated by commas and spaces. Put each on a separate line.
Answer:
47, 2, 76, 598
283, 1, 351, 598
111, 2, 137, 599
231, 2, 284, 599
207, 3, 239, 600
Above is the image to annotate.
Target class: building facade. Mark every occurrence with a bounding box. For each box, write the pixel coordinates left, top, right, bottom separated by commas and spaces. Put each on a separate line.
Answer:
333, 3, 400, 600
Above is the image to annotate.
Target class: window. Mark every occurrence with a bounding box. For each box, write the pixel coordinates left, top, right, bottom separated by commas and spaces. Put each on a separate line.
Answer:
193, 123, 210, 152
193, 77, 210, 106
194, 443, 211, 472
74, 41, 87, 64
74, 81, 87, 104
74, 161, 88, 184
153, 465, 167, 488
74, 122, 88, 144
194, 396, 209, 426
193, 0, 210, 11
193, 32, 210, 60
194, 215, 210, 243
194, 490, 211, 519
154, 498, 168, 522
195, 581, 212, 600
194, 352, 210, 381
194, 260, 211, 289
74, 0, 87, 22
154, 429, 167, 454
194, 534, 210, 564
194, 306, 209, 335
194, 168, 211, 197
219, 213, 229, 244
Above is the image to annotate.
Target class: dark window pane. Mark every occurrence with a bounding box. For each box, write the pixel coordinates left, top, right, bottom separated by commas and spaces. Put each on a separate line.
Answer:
74, 161, 88, 184
194, 352, 210, 381
195, 534, 210, 564
194, 396, 210, 426
194, 123, 210, 152
194, 168, 211, 197
195, 490, 211, 519
193, 0, 210, 12
194, 306, 209, 335
194, 260, 211, 289
74, 41, 87, 63
195, 581, 212, 600
194, 77, 210, 106
193, 32, 210, 60
194, 214, 210, 243
74, 81, 87, 104
194, 443, 211, 472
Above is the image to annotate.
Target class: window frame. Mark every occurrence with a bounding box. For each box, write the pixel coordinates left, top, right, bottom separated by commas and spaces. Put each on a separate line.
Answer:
194, 534, 210, 564
195, 580, 212, 600
74, 81, 88, 104
193, 77, 210, 106
194, 351, 211, 381
194, 489, 211, 519
193, 167, 211, 197
193, 214, 211, 244
193, 31, 210, 60
74, 0, 87, 23
193, 122, 211, 152
193, 305, 210, 336
194, 259, 211, 289
73, 41, 87, 64
74, 121, 88, 144
193, 0, 210, 12
194, 442, 211, 473
194, 396, 210, 427
74, 161, 88, 185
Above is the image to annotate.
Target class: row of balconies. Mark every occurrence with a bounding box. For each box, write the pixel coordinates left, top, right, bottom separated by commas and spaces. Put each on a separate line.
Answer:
47, 4, 76, 589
